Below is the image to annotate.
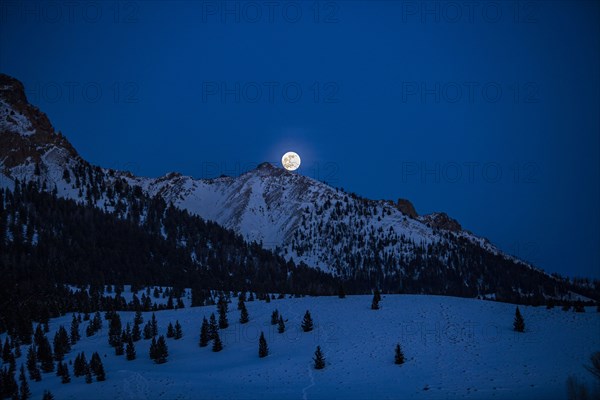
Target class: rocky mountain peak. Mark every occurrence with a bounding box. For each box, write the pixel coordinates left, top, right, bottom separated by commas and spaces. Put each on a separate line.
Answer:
0, 74, 79, 170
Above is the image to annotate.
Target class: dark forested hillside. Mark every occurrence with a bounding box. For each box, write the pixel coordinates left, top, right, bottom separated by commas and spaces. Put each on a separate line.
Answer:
0, 181, 339, 335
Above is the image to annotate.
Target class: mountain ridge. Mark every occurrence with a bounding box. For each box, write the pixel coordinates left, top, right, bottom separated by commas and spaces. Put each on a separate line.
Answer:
1, 72, 595, 302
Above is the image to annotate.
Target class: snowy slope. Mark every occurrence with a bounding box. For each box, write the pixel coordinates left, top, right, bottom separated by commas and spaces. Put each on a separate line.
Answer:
5, 294, 599, 400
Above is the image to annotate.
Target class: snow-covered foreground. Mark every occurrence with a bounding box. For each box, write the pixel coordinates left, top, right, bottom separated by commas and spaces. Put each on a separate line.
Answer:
13, 295, 600, 399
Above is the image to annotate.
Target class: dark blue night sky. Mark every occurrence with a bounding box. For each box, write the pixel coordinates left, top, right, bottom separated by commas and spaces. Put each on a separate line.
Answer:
1, 1, 598, 279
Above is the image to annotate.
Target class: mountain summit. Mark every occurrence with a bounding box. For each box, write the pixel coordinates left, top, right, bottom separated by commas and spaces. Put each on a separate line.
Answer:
0, 74, 591, 302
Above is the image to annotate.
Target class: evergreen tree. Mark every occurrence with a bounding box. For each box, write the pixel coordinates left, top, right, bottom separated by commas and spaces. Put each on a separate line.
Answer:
149, 337, 157, 361
42, 390, 54, 400
70, 314, 80, 345
154, 336, 168, 364
13, 340, 21, 359
277, 316, 285, 333
126, 338, 136, 361
2, 366, 18, 399
218, 298, 229, 329
114, 337, 124, 356
199, 318, 210, 347
301, 311, 313, 332
150, 313, 158, 337
84, 365, 92, 384
313, 346, 325, 370
143, 322, 153, 340
132, 322, 142, 342
73, 352, 88, 377
239, 303, 249, 324
208, 313, 218, 340
174, 321, 183, 339
371, 289, 381, 310
26, 346, 41, 382
1, 337, 10, 362
271, 310, 279, 325
237, 292, 246, 310
90, 352, 105, 381
37, 336, 54, 373
513, 307, 525, 332
394, 343, 405, 365
60, 363, 70, 384
19, 365, 31, 400
166, 322, 175, 338
212, 332, 223, 352
134, 310, 143, 325
92, 312, 102, 331
258, 332, 268, 358
52, 326, 70, 361
108, 313, 122, 347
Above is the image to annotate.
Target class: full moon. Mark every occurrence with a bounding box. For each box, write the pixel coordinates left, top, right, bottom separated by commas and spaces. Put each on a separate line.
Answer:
281, 151, 301, 171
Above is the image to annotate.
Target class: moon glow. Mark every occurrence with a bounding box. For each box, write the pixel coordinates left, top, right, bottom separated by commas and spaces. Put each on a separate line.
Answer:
281, 151, 301, 171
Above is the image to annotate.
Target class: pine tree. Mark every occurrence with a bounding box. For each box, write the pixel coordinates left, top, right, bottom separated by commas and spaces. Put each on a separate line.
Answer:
371, 289, 381, 310
394, 343, 405, 365
37, 336, 54, 373
239, 303, 249, 324
271, 310, 279, 325
90, 352, 105, 381
126, 338, 136, 361
108, 313, 122, 347
92, 312, 102, 331
2, 366, 18, 399
52, 326, 70, 361
60, 363, 70, 384
42, 390, 54, 400
513, 307, 525, 332
277, 316, 285, 333
237, 292, 246, 310
70, 314, 80, 345
74, 352, 88, 378
174, 321, 183, 339
149, 337, 157, 361
134, 310, 143, 325
84, 365, 92, 384
154, 336, 168, 364
2, 337, 10, 362
199, 318, 210, 347
301, 310, 313, 332
151, 313, 158, 337
26, 346, 41, 382
218, 298, 229, 329
258, 332, 268, 358
19, 365, 31, 399
114, 337, 124, 356
313, 346, 325, 370
212, 332, 223, 352
166, 322, 175, 338
208, 313, 218, 340
132, 322, 142, 342
143, 322, 153, 340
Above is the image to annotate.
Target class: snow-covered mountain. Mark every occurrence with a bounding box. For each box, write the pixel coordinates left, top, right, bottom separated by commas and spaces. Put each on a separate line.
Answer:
0, 73, 591, 301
